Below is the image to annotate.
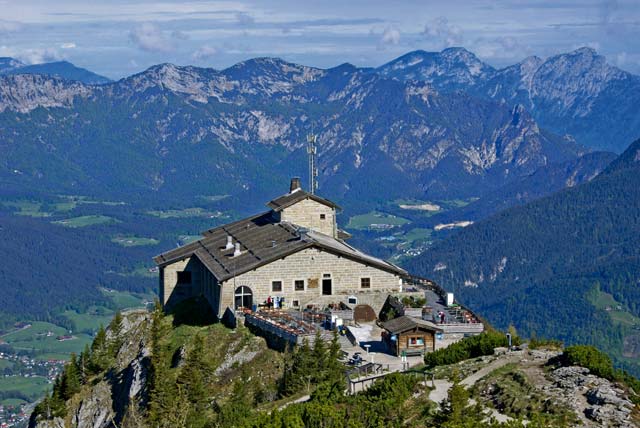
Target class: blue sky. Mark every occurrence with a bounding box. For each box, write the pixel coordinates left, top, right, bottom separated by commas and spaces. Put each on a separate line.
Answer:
0, 0, 639, 79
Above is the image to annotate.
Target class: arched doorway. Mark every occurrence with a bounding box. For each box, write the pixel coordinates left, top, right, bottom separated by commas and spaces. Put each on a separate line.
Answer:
234, 286, 253, 310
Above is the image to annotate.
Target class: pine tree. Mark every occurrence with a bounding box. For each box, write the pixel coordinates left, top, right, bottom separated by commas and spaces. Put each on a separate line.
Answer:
177, 334, 208, 428
108, 310, 124, 356
311, 330, 327, 381
60, 353, 81, 399
90, 325, 109, 372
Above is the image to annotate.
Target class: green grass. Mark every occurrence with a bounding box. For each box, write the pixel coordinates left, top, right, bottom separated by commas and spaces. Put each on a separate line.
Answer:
101, 288, 155, 309
440, 197, 479, 209
111, 236, 159, 247
147, 207, 223, 219
62, 308, 114, 334
0, 376, 51, 402
399, 228, 433, 244
0, 359, 14, 370
7, 333, 93, 355
347, 211, 410, 230
2, 200, 52, 217
588, 289, 640, 327
52, 215, 120, 228
1, 322, 67, 343
1, 397, 29, 407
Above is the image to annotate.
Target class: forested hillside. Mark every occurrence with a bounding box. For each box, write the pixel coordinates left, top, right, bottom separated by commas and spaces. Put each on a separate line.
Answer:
404, 139, 640, 375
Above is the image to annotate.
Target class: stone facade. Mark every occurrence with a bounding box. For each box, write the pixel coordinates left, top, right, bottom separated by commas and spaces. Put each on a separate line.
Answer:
160, 257, 220, 311
279, 198, 336, 237
214, 247, 402, 317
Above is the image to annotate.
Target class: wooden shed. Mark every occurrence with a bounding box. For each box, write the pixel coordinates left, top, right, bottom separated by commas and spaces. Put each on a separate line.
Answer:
382, 316, 442, 356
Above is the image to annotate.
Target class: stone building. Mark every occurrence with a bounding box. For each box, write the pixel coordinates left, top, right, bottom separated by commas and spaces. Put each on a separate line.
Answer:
154, 178, 407, 318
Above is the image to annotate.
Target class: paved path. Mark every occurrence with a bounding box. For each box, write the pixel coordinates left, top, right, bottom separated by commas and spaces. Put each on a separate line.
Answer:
428, 355, 518, 405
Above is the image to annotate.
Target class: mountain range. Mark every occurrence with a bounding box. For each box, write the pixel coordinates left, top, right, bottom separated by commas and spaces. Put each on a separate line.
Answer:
378, 47, 640, 153
0, 57, 111, 85
3, 47, 635, 214
404, 139, 640, 374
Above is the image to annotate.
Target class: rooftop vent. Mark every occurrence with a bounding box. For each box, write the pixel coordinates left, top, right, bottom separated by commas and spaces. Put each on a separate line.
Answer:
225, 235, 234, 250
290, 177, 301, 193
233, 242, 242, 257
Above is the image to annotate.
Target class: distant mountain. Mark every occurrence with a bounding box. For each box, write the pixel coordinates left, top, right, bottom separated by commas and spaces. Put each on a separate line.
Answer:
404, 139, 640, 375
0, 58, 111, 84
0, 57, 24, 73
377, 47, 495, 91
423, 150, 616, 224
0, 60, 583, 212
381, 47, 640, 153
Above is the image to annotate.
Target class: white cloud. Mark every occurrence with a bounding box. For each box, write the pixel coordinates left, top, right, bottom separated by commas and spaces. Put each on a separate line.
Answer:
381, 26, 400, 45
192, 45, 217, 60
60, 42, 76, 49
0, 45, 63, 64
422, 17, 462, 47
129, 22, 176, 53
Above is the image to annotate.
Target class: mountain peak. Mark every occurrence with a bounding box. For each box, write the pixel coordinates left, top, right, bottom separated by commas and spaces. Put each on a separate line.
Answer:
570, 46, 598, 57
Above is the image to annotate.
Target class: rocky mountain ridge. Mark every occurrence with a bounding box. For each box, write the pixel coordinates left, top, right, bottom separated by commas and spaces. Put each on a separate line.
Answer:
0, 55, 588, 208
381, 47, 640, 153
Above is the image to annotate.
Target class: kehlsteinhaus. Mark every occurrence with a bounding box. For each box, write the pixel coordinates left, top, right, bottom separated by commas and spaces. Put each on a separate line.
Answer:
154, 178, 408, 317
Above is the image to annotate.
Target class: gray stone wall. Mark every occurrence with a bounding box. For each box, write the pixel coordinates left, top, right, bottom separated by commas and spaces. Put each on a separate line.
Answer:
161, 257, 206, 309
218, 247, 402, 315
280, 198, 336, 237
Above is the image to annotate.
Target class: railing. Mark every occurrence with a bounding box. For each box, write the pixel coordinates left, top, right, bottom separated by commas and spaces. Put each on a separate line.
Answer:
401, 274, 483, 325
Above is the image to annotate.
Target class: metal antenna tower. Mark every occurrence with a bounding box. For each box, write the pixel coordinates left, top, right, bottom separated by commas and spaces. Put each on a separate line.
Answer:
307, 133, 318, 194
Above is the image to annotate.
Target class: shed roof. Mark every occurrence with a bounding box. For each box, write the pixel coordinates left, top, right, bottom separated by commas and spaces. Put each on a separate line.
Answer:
382, 316, 442, 335
267, 188, 341, 212
154, 211, 405, 281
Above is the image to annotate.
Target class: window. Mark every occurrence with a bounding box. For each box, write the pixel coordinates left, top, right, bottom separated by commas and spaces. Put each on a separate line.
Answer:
234, 286, 253, 309
348, 296, 358, 305
177, 271, 192, 284
360, 277, 371, 289
294, 280, 305, 291
271, 280, 282, 292
320, 213, 326, 220
292, 300, 300, 307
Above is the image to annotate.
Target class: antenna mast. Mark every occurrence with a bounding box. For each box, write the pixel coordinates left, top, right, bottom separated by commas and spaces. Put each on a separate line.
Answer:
307, 133, 318, 194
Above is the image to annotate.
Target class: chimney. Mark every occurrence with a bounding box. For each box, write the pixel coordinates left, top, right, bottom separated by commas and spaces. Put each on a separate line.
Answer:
225, 235, 234, 250
290, 177, 301, 193
233, 242, 242, 257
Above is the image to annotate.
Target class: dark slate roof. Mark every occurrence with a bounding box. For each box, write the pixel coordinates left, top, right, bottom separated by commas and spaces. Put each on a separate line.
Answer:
382, 316, 442, 335
267, 188, 341, 212
154, 211, 405, 281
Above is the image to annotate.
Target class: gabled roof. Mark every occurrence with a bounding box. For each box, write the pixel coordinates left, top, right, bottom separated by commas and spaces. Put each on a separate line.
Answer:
154, 211, 405, 281
267, 188, 341, 212
382, 316, 442, 335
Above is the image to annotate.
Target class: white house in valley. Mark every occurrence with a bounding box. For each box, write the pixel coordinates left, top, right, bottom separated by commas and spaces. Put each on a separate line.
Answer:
154, 178, 408, 318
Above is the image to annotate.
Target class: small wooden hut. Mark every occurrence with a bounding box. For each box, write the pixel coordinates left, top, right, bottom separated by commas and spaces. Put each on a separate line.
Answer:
382, 316, 442, 356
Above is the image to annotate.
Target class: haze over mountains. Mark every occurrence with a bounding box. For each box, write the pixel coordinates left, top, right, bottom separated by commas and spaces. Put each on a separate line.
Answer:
2, 46, 637, 216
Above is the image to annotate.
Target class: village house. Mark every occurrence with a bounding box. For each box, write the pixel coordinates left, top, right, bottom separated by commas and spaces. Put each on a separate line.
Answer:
154, 178, 408, 318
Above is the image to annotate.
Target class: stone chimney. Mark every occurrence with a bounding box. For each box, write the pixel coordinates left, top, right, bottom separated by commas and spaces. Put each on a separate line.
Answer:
290, 177, 301, 193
